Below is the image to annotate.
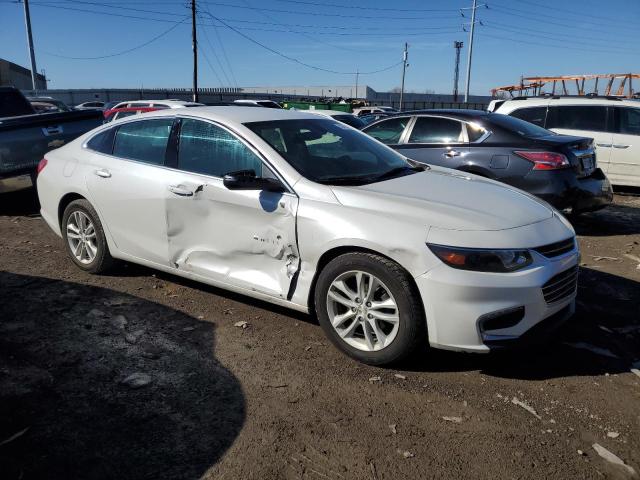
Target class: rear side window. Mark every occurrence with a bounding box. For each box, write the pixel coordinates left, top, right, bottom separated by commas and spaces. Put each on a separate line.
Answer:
409, 117, 464, 144
113, 119, 173, 165
178, 119, 263, 177
86, 128, 115, 154
364, 117, 410, 144
509, 107, 547, 127
547, 106, 608, 132
616, 107, 640, 135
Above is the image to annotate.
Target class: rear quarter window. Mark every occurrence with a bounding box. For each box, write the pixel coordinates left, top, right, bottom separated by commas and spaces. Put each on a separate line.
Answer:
86, 128, 116, 154
509, 107, 547, 127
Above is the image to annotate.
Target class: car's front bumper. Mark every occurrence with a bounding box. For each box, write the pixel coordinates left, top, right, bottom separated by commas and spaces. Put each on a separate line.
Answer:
526, 168, 613, 213
414, 248, 579, 353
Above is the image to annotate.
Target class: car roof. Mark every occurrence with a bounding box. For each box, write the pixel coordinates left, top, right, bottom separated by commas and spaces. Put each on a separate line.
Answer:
114, 99, 202, 107
391, 109, 490, 118
107, 107, 158, 112
498, 97, 640, 108
304, 109, 353, 117
135, 105, 327, 123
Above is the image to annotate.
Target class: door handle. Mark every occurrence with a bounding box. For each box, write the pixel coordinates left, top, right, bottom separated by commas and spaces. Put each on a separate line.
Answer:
596, 143, 612, 148
613, 144, 630, 149
168, 185, 194, 197
94, 168, 111, 178
444, 150, 461, 158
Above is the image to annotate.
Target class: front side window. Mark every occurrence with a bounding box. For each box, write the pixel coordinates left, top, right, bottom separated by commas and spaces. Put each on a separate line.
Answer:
363, 117, 410, 145
510, 106, 547, 127
409, 117, 464, 144
617, 107, 640, 135
113, 118, 173, 165
547, 105, 608, 132
246, 118, 415, 185
178, 119, 263, 177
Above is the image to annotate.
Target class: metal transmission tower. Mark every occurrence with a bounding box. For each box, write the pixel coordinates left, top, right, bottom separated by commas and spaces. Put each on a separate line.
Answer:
453, 41, 463, 102
21, 0, 39, 92
399, 43, 408, 111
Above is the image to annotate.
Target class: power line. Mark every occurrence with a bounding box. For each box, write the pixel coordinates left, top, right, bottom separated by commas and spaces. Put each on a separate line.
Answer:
479, 31, 636, 56
272, 0, 461, 12
483, 21, 639, 54
202, 3, 238, 88
199, 10, 403, 75
42, 16, 188, 59
196, 1, 462, 21
199, 46, 224, 86
27, 2, 463, 37
198, 13, 235, 87
487, 3, 640, 36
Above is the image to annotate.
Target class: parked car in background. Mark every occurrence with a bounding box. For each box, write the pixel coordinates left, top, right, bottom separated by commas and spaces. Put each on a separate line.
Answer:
303, 109, 366, 128
103, 107, 159, 123
233, 99, 282, 108
353, 105, 397, 117
362, 109, 613, 214
75, 101, 105, 110
492, 96, 640, 188
38, 107, 579, 365
0, 86, 103, 193
111, 99, 204, 110
359, 112, 392, 126
28, 96, 73, 113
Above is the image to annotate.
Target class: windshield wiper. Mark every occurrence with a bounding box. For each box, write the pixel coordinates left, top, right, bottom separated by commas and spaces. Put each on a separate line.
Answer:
316, 175, 374, 186
369, 165, 423, 182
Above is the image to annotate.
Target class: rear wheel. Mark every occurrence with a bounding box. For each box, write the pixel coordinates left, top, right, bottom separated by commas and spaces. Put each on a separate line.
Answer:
61, 199, 115, 274
314, 252, 426, 365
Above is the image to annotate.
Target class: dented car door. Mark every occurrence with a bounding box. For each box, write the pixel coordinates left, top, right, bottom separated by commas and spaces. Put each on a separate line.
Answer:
166, 117, 299, 299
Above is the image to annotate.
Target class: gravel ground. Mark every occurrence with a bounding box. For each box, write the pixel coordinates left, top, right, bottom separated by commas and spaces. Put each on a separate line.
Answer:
0, 189, 639, 480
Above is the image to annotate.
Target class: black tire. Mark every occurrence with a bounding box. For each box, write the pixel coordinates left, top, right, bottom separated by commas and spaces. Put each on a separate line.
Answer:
61, 199, 115, 274
314, 252, 426, 366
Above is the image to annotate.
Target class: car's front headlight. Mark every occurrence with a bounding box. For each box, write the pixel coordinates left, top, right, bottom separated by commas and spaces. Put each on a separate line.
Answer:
427, 244, 533, 273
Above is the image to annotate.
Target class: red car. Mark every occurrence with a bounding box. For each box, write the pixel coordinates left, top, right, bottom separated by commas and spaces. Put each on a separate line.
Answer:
103, 107, 159, 123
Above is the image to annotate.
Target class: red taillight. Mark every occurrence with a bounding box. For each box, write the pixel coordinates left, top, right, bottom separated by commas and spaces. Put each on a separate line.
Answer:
514, 151, 570, 170
37, 158, 48, 175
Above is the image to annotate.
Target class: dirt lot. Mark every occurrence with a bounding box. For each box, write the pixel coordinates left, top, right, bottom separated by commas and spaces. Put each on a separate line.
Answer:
1, 190, 639, 480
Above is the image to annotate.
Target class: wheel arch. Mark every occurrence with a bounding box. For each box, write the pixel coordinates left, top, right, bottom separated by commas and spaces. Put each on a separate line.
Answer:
58, 192, 87, 228
306, 245, 424, 319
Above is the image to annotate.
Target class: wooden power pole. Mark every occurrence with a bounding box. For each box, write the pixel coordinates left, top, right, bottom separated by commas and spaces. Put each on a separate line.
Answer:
191, 0, 198, 102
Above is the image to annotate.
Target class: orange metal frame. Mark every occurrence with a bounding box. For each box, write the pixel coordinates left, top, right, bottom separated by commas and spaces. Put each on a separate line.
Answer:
492, 73, 639, 98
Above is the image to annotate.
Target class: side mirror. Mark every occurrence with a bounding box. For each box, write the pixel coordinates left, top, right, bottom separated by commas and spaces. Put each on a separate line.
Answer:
223, 169, 285, 192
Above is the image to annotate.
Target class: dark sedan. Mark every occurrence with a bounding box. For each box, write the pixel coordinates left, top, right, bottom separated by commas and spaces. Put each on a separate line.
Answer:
361, 109, 613, 213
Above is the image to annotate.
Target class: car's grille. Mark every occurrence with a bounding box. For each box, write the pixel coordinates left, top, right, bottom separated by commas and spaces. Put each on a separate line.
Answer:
533, 237, 575, 258
542, 266, 579, 304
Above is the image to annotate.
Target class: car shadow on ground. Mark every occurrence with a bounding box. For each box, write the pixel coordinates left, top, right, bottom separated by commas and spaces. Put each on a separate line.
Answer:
572, 198, 640, 236
0, 271, 245, 480
0, 188, 40, 217
404, 267, 640, 380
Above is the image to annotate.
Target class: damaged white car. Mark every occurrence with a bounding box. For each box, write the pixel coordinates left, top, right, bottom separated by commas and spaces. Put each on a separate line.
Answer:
37, 107, 579, 365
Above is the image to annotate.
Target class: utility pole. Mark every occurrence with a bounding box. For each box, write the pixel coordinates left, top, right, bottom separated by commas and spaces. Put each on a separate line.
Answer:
453, 41, 463, 102
399, 42, 408, 111
22, 0, 39, 93
464, 0, 477, 103
191, 0, 198, 102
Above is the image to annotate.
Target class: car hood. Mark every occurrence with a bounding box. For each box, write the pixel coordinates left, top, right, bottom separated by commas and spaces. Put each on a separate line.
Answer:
330, 167, 554, 231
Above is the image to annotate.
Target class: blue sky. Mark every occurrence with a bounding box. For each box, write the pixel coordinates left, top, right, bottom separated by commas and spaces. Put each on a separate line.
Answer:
1, 0, 638, 95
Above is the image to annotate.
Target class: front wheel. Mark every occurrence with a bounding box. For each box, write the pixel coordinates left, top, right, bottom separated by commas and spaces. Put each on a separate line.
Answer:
314, 252, 426, 365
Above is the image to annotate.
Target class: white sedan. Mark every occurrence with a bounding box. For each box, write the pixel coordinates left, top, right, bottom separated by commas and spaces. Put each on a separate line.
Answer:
37, 107, 579, 365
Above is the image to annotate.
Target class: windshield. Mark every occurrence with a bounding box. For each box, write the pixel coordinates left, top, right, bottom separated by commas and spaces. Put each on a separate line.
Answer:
333, 114, 366, 129
487, 113, 554, 138
245, 118, 418, 185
